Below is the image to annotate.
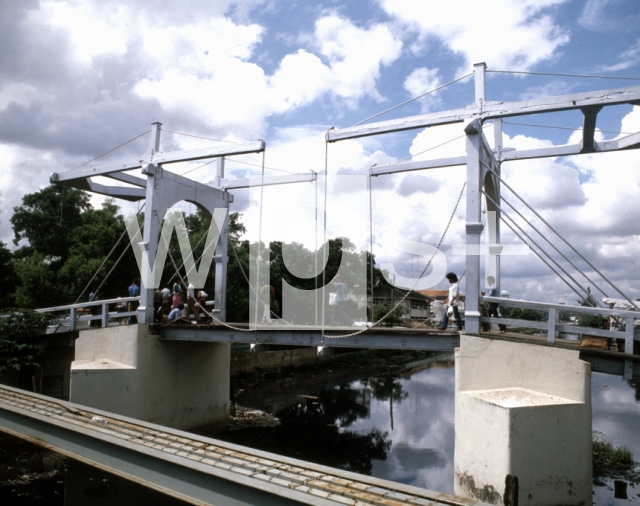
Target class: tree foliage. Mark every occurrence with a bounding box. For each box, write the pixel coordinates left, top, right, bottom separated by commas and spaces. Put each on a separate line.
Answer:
0, 309, 50, 374
4, 187, 375, 323
500, 307, 545, 321
0, 242, 17, 309
11, 185, 90, 264
8, 185, 139, 308
577, 286, 606, 329
373, 301, 407, 327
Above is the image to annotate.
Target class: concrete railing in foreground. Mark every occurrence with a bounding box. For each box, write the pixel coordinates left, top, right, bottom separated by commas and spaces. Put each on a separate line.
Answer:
0, 384, 488, 506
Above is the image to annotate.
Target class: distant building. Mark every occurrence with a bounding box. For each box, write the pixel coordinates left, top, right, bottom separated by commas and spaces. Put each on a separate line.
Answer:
372, 285, 432, 327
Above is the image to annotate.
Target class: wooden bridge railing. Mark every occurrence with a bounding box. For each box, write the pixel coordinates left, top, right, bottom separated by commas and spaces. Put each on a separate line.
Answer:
479, 296, 640, 356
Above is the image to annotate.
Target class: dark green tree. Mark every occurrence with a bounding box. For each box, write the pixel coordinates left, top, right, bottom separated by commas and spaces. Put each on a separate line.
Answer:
11, 185, 90, 265
0, 242, 17, 308
500, 307, 545, 321
577, 287, 606, 329
10, 185, 139, 307
372, 301, 407, 327
0, 309, 50, 375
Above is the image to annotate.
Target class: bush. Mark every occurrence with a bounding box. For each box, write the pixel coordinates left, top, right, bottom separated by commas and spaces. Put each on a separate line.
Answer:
0, 308, 51, 374
578, 313, 607, 329
593, 431, 635, 476
373, 302, 407, 327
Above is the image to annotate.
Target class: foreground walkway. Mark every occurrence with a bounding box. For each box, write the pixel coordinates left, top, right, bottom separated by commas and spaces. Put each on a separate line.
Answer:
0, 384, 488, 506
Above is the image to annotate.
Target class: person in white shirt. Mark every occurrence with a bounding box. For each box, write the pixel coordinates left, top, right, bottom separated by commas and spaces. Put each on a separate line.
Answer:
438, 272, 463, 331
185, 282, 201, 322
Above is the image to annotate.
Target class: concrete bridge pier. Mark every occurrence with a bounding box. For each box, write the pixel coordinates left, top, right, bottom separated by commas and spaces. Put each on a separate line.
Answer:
454, 334, 592, 506
69, 325, 230, 432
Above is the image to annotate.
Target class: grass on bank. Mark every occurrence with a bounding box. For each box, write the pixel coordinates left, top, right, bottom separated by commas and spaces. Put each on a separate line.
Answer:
593, 431, 635, 476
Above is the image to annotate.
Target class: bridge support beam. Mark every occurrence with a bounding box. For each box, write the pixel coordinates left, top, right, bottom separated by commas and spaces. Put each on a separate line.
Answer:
70, 324, 230, 432
454, 334, 592, 506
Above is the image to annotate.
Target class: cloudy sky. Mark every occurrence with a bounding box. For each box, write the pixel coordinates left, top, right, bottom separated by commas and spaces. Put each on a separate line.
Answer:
1, 0, 639, 305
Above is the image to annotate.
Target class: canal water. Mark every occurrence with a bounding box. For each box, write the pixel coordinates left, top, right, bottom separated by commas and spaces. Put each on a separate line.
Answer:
1, 353, 639, 504
219, 353, 640, 505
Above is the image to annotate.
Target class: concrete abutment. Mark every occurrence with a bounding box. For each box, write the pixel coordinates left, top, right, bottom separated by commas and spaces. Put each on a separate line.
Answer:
70, 324, 230, 432
454, 334, 592, 506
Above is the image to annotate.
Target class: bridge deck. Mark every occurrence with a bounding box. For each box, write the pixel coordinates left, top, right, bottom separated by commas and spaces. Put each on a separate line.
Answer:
157, 323, 640, 379
158, 323, 461, 351
0, 384, 488, 506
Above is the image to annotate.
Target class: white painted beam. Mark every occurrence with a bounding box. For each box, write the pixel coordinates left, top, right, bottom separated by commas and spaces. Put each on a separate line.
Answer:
51, 141, 265, 184
52, 159, 144, 183
214, 172, 316, 190
370, 156, 467, 176
88, 180, 146, 201
596, 130, 640, 151
150, 140, 265, 165
500, 143, 582, 161
106, 172, 147, 188
327, 84, 640, 142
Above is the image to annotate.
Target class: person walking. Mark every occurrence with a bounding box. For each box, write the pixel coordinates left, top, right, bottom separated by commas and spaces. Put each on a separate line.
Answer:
438, 272, 463, 331
88, 287, 102, 328
330, 275, 353, 325
260, 284, 275, 324
483, 275, 507, 333
128, 279, 140, 324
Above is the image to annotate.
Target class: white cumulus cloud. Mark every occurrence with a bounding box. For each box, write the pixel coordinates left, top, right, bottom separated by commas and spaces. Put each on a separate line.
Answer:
379, 0, 570, 73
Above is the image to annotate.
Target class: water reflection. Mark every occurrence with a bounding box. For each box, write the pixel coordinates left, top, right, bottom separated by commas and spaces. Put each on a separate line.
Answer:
224, 355, 640, 503
220, 385, 391, 475
220, 354, 456, 492
592, 373, 640, 505
366, 373, 409, 430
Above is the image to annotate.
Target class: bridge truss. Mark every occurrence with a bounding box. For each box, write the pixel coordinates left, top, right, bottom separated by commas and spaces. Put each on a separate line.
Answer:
327, 62, 640, 335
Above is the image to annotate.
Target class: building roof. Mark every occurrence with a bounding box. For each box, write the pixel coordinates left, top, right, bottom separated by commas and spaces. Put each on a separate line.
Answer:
417, 289, 465, 301
374, 286, 433, 301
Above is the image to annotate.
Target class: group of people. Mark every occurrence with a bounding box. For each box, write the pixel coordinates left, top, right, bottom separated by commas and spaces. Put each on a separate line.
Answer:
89, 273, 507, 331
88, 280, 139, 327
87, 279, 212, 326
156, 281, 211, 324
437, 272, 507, 333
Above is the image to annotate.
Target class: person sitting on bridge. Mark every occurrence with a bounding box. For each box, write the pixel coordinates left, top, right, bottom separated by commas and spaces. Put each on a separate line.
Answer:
171, 282, 182, 310
438, 272, 463, 331
153, 288, 164, 323
161, 286, 172, 316
195, 290, 212, 323
168, 303, 191, 324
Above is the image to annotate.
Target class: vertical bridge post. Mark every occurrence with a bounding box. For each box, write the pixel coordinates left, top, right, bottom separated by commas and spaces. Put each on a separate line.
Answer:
464, 119, 483, 335
139, 122, 163, 325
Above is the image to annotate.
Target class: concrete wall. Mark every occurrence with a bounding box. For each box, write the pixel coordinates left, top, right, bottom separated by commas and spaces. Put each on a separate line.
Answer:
70, 325, 230, 432
43, 346, 75, 399
454, 334, 592, 506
